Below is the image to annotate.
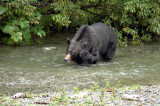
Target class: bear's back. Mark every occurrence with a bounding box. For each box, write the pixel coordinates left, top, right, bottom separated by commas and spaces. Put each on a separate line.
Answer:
90, 22, 117, 55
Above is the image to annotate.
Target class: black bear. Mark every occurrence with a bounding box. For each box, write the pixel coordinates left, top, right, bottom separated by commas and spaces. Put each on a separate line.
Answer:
64, 22, 118, 64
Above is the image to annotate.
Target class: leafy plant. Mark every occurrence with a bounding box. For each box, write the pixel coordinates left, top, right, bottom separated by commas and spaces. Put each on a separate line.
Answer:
105, 81, 110, 89
74, 87, 80, 93
103, 0, 160, 46
0, 0, 45, 45
0, 0, 159, 46
91, 83, 99, 91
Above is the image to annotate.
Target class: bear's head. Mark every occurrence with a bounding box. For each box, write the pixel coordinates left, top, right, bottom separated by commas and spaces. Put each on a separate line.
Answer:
64, 38, 84, 64
64, 25, 92, 64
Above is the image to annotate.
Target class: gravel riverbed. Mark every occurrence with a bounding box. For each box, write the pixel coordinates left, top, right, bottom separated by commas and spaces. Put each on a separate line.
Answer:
1, 85, 160, 106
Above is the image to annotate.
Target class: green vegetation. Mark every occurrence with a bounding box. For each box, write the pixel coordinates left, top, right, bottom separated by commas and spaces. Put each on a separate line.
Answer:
0, 0, 159, 46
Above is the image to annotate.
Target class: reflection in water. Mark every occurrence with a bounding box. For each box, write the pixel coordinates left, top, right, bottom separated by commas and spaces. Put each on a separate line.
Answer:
0, 33, 160, 94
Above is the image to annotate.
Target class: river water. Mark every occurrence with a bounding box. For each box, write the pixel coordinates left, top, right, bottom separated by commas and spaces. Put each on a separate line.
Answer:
0, 33, 160, 94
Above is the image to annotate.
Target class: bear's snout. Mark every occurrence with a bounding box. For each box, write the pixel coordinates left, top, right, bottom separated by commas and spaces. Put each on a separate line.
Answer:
64, 53, 72, 63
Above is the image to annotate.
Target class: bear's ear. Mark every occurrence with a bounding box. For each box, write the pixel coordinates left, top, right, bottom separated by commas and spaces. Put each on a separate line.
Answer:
67, 38, 70, 45
77, 25, 90, 41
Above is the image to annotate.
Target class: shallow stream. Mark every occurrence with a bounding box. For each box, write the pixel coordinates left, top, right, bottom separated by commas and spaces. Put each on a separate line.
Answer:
0, 33, 160, 94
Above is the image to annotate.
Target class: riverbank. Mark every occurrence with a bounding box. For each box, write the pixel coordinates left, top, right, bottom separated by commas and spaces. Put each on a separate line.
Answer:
1, 84, 160, 105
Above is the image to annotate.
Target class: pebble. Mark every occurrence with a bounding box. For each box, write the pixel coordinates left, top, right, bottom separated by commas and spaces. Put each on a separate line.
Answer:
69, 92, 89, 98
13, 93, 24, 98
121, 94, 139, 101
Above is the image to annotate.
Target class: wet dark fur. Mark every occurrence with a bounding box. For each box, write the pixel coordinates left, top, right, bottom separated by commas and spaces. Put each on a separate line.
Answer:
66, 22, 118, 64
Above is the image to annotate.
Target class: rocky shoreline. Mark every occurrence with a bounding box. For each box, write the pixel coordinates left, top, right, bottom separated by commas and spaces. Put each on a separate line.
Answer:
1, 85, 160, 105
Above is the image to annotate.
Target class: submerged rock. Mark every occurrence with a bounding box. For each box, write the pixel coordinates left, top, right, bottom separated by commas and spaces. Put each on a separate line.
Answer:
42, 47, 57, 51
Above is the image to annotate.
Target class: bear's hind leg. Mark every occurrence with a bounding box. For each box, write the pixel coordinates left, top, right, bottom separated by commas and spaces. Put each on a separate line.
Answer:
102, 42, 116, 61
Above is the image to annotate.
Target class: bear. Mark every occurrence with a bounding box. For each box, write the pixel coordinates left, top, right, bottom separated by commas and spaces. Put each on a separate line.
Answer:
64, 22, 118, 64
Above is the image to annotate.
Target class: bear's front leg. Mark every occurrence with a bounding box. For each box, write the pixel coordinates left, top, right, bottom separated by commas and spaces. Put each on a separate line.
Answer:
80, 50, 99, 64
